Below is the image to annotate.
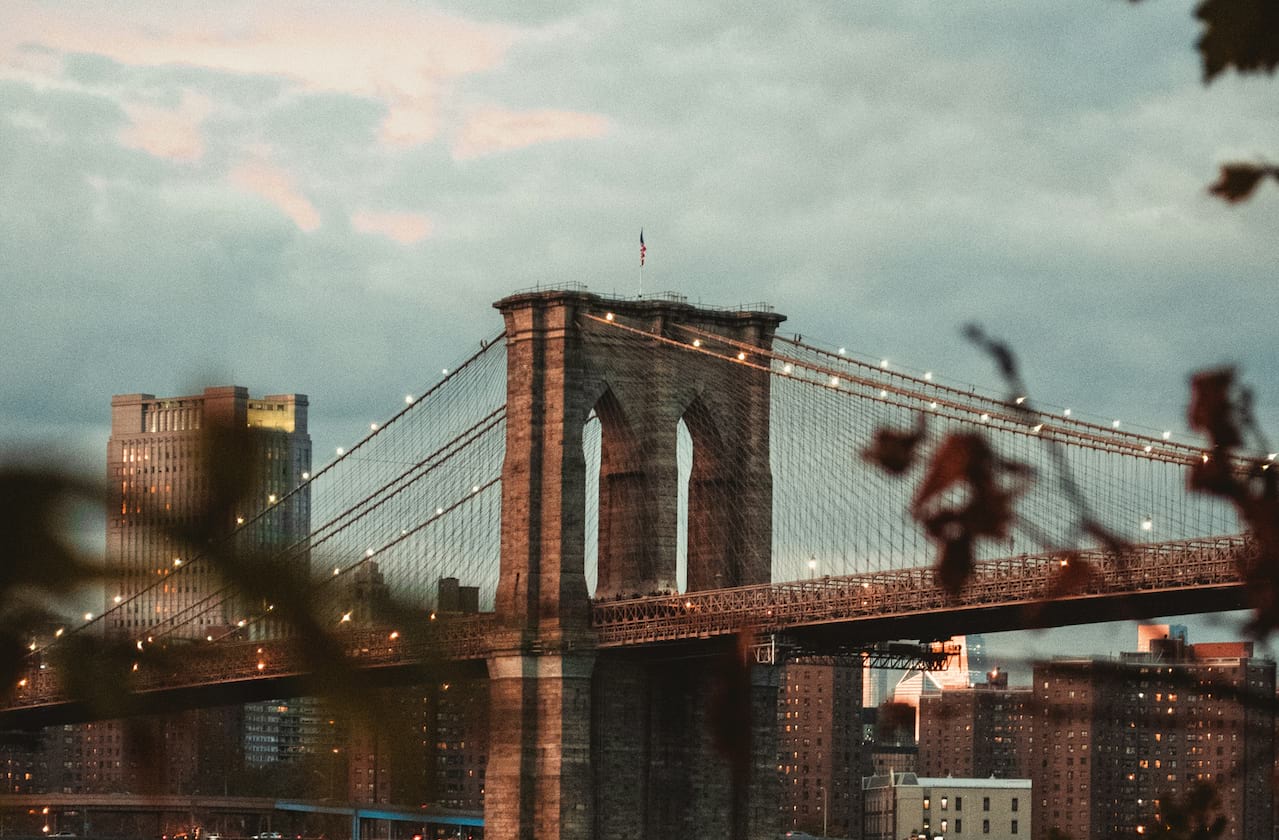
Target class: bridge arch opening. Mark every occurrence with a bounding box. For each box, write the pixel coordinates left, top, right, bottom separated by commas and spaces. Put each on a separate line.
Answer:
585, 410, 696, 597
681, 393, 742, 591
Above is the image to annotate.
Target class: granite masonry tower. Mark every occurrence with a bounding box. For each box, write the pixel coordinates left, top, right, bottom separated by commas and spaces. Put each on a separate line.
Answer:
486, 289, 785, 840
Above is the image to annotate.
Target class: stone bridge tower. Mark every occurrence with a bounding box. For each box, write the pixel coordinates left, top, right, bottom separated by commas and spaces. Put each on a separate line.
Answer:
486, 289, 785, 840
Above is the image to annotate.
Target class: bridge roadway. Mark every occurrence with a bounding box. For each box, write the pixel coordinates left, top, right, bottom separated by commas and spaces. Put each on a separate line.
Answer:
1, 535, 1251, 728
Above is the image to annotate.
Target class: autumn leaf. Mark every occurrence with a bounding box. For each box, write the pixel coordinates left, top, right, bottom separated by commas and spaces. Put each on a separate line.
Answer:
862, 417, 926, 475
912, 433, 995, 512
1188, 368, 1244, 448
1208, 163, 1278, 203
1047, 554, 1099, 599
1196, 0, 1279, 82
1020, 553, 1100, 627
910, 433, 1031, 595
933, 530, 975, 595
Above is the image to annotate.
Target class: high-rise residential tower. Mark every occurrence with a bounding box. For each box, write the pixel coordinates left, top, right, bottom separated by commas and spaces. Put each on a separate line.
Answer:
1030, 643, 1274, 839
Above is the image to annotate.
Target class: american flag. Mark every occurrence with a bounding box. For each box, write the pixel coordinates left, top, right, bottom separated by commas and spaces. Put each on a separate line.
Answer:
640, 229, 646, 266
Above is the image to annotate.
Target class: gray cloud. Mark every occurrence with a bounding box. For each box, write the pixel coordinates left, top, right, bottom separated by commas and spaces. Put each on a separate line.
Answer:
1, 1, 1276, 656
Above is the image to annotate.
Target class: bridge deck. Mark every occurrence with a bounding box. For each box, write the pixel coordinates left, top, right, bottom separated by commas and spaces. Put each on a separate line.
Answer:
1, 536, 1251, 726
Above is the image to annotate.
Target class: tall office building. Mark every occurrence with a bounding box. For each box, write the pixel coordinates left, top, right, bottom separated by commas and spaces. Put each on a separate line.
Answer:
47, 387, 314, 796
106, 386, 310, 636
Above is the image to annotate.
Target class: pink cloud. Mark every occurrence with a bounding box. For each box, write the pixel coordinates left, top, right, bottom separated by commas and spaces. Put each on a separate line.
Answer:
1, 2, 518, 148
229, 160, 320, 232
351, 209, 433, 244
453, 107, 610, 160
117, 91, 212, 161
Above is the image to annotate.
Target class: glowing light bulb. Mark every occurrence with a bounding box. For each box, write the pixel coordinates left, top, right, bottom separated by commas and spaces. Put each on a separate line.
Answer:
301, 471, 310, 480
472, 485, 480, 493
930, 401, 939, 409
336, 447, 345, 455
206, 635, 214, 642
783, 364, 793, 374
692, 339, 701, 347
980, 414, 990, 422
1163, 431, 1172, 440
365, 549, 375, 557
436, 507, 444, 515
1141, 519, 1153, 531
829, 376, 840, 387
1063, 408, 1072, 417
605, 312, 615, 321
54, 628, 63, 638
389, 631, 400, 640
442, 368, 449, 375
1032, 424, 1044, 433
370, 422, 379, 431
736, 352, 747, 361
1269, 453, 1277, 461
83, 612, 93, 621
1112, 420, 1121, 429
879, 359, 889, 368
405, 395, 414, 404
923, 371, 933, 381
879, 389, 888, 398
333, 567, 341, 576
114, 595, 123, 604
1144, 445, 1152, 453
257, 661, 266, 671
237, 619, 247, 628
267, 494, 276, 504
236, 516, 245, 525
838, 347, 846, 355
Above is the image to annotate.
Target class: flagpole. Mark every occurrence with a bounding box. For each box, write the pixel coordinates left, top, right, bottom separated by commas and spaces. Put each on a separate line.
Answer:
638, 228, 645, 298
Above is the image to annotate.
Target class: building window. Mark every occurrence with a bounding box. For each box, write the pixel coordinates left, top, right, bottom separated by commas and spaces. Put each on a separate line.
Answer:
1011, 797, 1018, 812
983, 797, 990, 811
956, 796, 962, 811
956, 818, 962, 833
983, 819, 990, 834
1011, 820, 1019, 834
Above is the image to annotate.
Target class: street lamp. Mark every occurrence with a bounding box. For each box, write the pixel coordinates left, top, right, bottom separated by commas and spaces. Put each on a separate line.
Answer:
807, 557, 818, 578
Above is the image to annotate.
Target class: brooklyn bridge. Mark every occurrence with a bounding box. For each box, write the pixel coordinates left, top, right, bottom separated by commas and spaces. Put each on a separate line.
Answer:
3, 289, 1255, 839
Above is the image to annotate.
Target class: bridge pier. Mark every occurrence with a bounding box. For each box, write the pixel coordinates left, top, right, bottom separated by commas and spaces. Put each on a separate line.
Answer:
486, 651, 596, 840
489, 290, 784, 840
592, 653, 780, 840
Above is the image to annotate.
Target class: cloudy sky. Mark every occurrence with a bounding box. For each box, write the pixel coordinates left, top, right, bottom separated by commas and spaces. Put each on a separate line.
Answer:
3, 1, 1276, 662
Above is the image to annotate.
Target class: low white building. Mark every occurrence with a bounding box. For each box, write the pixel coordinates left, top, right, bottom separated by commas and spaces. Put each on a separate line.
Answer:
863, 772, 1030, 840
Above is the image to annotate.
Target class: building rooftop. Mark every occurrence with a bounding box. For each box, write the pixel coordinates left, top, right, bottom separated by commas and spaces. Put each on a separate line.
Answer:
864, 772, 1032, 791
917, 777, 1031, 790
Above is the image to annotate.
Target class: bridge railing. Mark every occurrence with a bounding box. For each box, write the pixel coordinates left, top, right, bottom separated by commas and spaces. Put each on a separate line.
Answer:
3, 537, 1250, 711
6, 615, 497, 710
589, 536, 1250, 646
